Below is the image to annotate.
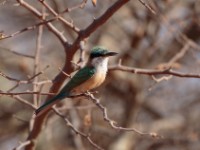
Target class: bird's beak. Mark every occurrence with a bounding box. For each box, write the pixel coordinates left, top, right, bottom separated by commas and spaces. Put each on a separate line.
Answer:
105, 51, 118, 57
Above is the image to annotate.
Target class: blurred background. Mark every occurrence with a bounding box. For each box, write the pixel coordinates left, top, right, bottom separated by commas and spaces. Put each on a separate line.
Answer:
0, 0, 200, 149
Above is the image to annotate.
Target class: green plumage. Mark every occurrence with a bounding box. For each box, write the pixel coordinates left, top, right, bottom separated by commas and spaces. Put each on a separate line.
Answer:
35, 46, 117, 116
59, 66, 96, 96
35, 66, 96, 115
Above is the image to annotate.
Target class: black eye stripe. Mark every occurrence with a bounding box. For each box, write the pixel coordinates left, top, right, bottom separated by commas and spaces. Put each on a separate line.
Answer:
90, 53, 104, 58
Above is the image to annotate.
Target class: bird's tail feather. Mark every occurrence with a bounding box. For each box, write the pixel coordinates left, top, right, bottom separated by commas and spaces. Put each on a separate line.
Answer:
35, 95, 61, 117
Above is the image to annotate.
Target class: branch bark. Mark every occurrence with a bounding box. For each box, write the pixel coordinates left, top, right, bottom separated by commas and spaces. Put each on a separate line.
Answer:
24, 0, 130, 149
109, 64, 200, 78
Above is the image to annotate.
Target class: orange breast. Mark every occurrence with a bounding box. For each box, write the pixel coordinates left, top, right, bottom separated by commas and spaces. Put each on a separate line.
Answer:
72, 71, 106, 93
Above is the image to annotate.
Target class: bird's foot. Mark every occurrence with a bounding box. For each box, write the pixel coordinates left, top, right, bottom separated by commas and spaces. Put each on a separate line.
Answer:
85, 91, 91, 96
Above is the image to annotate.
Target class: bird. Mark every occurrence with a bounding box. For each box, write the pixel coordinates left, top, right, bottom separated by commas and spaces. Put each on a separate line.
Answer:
35, 46, 118, 116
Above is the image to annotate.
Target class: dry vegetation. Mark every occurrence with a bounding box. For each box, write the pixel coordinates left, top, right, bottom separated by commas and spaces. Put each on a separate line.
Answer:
0, 0, 200, 150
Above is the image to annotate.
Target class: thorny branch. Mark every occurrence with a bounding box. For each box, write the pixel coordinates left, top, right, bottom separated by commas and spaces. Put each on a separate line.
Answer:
12, 95, 37, 110
109, 62, 200, 79
0, 18, 56, 40
1, 0, 200, 150
16, 0, 67, 45
37, 0, 80, 33
0, 46, 34, 58
33, 5, 45, 106
24, 1, 131, 150
84, 93, 160, 138
0, 65, 49, 83
0, 0, 89, 40
13, 141, 31, 150
138, 0, 200, 51
0, 91, 56, 96
53, 107, 104, 150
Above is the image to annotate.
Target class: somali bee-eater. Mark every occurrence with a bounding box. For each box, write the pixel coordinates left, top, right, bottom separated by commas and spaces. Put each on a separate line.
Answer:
35, 46, 118, 116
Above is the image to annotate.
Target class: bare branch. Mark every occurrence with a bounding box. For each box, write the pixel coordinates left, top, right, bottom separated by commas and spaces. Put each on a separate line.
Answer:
0, 91, 56, 96
151, 75, 172, 83
16, 0, 67, 45
38, 0, 80, 33
167, 43, 190, 67
13, 140, 31, 150
85, 93, 161, 138
61, 0, 87, 14
53, 107, 104, 150
138, 0, 200, 51
138, 0, 156, 15
0, 66, 49, 94
74, 0, 130, 45
0, 18, 57, 40
0, 65, 49, 83
109, 64, 200, 78
1, 0, 199, 150
12, 95, 37, 110
25, 1, 131, 149
0, 0, 90, 40
13, 114, 29, 123
33, 6, 45, 106
0, 46, 34, 58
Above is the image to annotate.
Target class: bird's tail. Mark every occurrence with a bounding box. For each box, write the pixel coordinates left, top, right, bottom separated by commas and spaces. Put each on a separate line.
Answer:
35, 94, 64, 117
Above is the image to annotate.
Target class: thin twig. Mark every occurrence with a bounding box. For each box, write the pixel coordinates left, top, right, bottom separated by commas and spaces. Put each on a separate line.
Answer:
58, 104, 95, 111
85, 93, 161, 138
0, 18, 57, 40
0, 91, 56, 96
109, 63, 200, 78
73, 0, 130, 46
53, 107, 104, 150
78, 40, 86, 64
13, 140, 31, 150
32, 80, 52, 85
138, 0, 156, 15
138, 0, 200, 51
58, 67, 71, 78
16, 0, 67, 45
33, 5, 45, 106
167, 43, 190, 67
13, 95, 37, 110
13, 114, 29, 123
151, 75, 172, 83
0, 66, 49, 95
38, 0, 80, 33
0, 46, 34, 58
1, 0, 89, 40
61, 0, 88, 14
25, 1, 131, 149
0, 65, 49, 84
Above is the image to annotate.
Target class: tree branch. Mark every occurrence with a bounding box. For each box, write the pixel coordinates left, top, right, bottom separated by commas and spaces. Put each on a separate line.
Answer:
53, 107, 104, 150
85, 93, 160, 138
0, 91, 56, 96
109, 63, 200, 78
0, 46, 34, 58
37, 0, 80, 33
74, 0, 130, 46
25, 1, 130, 149
16, 0, 67, 45
13, 140, 31, 150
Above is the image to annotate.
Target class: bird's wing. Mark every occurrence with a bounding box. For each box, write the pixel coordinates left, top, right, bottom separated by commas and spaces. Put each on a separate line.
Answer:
34, 66, 95, 116
59, 66, 96, 94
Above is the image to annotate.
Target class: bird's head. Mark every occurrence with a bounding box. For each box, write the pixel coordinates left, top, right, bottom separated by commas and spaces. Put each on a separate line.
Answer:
88, 46, 118, 68
90, 46, 118, 59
